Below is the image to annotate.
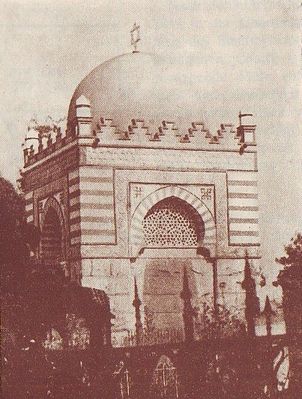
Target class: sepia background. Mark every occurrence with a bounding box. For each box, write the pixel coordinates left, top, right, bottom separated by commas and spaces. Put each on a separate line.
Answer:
0, 0, 301, 289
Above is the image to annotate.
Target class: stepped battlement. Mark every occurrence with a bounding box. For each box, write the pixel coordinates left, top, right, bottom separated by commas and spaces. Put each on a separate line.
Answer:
22, 107, 256, 168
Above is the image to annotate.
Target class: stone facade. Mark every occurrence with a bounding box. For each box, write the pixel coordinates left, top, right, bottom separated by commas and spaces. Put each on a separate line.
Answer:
21, 51, 262, 347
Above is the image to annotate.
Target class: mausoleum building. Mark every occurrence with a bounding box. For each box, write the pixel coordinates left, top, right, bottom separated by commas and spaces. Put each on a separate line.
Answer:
21, 50, 261, 347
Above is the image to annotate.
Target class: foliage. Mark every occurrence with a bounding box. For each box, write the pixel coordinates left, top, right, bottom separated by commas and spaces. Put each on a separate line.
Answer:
276, 233, 302, 336
1, 178, 65, 360
276, 232, 302, 291
27, 116, 65, 136
194, 303, 246, 340
1, 177, 111, 397
0, 177, 40, 291
0, 177, 57, 341
276, 232, 302, 270
0, 177, 26, 265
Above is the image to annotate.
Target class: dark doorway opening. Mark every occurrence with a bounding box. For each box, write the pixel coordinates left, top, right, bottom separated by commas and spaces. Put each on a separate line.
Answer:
41, 207, 62, 267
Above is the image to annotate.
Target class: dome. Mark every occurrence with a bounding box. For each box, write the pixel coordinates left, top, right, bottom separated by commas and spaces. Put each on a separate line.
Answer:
68, 52, 207, 132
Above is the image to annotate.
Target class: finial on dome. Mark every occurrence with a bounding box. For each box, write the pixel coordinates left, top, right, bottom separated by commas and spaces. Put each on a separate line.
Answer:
130, 22, 140, 53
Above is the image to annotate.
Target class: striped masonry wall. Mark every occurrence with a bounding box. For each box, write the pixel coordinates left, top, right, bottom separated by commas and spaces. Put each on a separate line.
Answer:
25, 191, 34, 223
68, 167, 116, 245
227, 171, 260, 245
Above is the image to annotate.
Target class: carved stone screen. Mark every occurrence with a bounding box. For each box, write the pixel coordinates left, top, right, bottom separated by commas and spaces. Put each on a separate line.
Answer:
143, 196, 204, 247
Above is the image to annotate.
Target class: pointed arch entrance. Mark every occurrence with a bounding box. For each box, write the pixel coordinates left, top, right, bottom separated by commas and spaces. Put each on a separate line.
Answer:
40, 197, 65, 267
129, 185, 216, 257
129, 186, 216, 340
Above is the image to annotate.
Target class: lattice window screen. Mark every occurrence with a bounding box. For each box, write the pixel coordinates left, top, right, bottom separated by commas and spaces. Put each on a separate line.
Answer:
143, 196, 204, 247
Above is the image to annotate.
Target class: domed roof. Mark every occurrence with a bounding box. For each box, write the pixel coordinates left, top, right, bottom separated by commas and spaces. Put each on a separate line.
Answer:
68, 52, 206, 132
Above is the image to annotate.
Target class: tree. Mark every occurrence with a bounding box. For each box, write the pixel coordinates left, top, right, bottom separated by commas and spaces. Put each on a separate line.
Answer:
1, 177, 112, 397
276, 233, 302, 337
0, 177, 40, 291
0, 178, 26, 264
0, 177, 56, 364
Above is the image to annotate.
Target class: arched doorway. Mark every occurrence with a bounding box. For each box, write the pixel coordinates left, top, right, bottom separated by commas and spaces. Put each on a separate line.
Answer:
141, 196, 206, 339
40, 203, 64, 267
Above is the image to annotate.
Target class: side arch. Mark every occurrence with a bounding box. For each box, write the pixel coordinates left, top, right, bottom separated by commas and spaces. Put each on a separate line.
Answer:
129, 185, 216, 256
40, 196, 66, 265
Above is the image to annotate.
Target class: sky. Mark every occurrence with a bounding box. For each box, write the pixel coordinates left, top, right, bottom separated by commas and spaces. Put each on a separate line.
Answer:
0, 0, 301, 283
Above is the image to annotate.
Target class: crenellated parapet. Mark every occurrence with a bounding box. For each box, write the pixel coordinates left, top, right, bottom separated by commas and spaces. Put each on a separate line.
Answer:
22, 95, 257, 168
22, 124, 73, 167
